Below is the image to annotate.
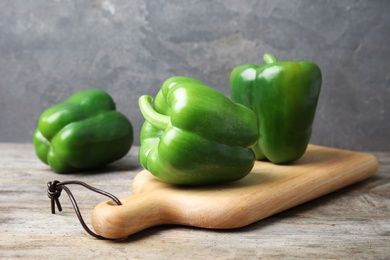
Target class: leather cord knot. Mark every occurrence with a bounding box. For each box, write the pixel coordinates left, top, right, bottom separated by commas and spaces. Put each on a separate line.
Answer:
47, 180, 63, 213
46, 180, 122, 240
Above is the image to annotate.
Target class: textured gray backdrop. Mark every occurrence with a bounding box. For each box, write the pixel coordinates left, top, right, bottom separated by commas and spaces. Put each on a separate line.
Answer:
0, 0, 389, 151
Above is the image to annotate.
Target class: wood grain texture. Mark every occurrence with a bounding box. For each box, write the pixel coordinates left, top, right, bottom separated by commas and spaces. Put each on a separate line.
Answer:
0, 143, 389, 259
91, 145, 378, 239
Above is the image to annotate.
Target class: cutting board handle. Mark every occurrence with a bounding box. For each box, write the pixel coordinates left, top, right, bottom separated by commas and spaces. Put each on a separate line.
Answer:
92, 192, 163, 239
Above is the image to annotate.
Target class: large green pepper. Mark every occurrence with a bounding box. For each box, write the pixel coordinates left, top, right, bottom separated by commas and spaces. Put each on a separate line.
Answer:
230, 54, 321, 164
33, 89, 133, 173
138, 76, 258, 186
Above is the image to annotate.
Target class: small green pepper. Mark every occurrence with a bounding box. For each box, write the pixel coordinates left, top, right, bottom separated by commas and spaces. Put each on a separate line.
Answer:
33, 89, 133, 173
138, 76, 258, 186
230, 54, 321, 164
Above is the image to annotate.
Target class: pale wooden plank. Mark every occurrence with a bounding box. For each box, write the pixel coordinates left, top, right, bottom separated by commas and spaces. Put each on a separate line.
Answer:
0, 143, 389, 259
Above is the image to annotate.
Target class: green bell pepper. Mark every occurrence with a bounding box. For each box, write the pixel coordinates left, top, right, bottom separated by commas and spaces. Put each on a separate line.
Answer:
33, 89, 133, 173
138, 76, 258, 186
230, 53, 321, 164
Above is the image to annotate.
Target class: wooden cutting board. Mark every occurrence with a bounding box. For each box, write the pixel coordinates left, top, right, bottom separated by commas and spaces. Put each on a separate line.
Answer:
91, 145, 378, 239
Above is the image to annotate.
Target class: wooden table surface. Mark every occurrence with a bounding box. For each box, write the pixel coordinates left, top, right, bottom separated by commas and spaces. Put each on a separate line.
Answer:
0, 143, 389, 259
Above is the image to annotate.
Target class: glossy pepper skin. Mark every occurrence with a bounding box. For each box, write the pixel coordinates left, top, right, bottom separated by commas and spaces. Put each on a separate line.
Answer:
33, 89, 133, 173
138, 76, 258, 186
230, 54, 321, 164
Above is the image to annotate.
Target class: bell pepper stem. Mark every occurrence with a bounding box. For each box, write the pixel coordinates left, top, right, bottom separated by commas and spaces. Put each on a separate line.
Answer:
139, 95, 170, 130
263, 53, 277, 64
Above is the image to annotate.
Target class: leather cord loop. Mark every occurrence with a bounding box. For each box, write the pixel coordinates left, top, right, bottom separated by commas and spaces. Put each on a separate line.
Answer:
47, 180, 122, 240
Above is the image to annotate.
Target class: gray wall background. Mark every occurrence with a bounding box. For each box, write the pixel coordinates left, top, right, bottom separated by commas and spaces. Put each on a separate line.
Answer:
0, 0, 389, 151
